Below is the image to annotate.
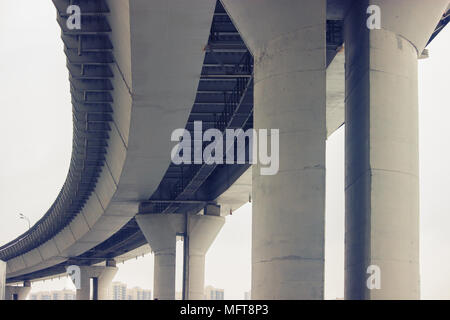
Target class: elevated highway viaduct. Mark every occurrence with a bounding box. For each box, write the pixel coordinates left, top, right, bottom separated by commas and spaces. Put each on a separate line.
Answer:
1, 0, 449, 300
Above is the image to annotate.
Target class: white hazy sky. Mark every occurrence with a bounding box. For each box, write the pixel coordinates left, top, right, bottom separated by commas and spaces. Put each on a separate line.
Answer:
0, 1, 449, 300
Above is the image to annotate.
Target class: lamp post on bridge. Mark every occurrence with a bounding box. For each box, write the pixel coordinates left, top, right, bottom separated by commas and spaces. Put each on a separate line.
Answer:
19, 213, 31, 230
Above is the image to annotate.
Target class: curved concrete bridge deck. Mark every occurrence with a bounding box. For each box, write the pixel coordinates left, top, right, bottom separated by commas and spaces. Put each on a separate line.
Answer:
2, 0, 220, 280
1, 0, 449, 300
1, 0, 258, 284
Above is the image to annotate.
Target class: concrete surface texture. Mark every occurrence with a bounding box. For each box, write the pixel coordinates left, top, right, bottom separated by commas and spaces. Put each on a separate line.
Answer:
76, 265, 118, 300
187, 215, 225, 299
221, 0, 327, 299
2, 0, 448, 301
344, 0, 449, 300
0, 260, 5, 300
1, 0, 351, 282
326, 48, 345, 137
6, 0, 216, 280
136, 214, 184, 300
136, 213, 225, 300
5, 281, 31, 300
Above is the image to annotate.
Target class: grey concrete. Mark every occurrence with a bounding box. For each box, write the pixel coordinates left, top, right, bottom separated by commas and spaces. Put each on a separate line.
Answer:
187, 215, 225, 300
326, 48, 345, 137
203, 204, 221, 217
6, 0, 216, 279
136, 213, 225, 300
0, 260, 5, 300
221, 0, 327, 299
5, 281, 31, 300
215, 167, 251, 216
97, 265, 118, 300
76, 265, 118, 300
114, 244, 151, 264
344, 0, 449, 300
76, 266, 91, 301
115, 168, 253, 264
136, 214, 184, 300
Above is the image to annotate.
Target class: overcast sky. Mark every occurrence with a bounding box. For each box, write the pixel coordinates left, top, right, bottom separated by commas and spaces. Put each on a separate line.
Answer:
0, 1, 449, 300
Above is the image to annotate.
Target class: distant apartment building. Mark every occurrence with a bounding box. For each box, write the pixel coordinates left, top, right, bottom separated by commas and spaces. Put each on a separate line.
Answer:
29, 292, 51, 300
126, 287, 152, 300
176, 287, 224, 300
30, 289, 75, 300
204, 286, 224, 300
111, 282, 127, 300
111, 281, 151, 300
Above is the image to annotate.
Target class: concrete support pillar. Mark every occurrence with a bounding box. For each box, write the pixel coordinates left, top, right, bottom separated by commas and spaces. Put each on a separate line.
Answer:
76, 266, 91, 300
187, 214, 225, 300
137, 212, 224, 300
136, 213, 184, 300
344, 0, 449, 300
97, 262, 118, 300
76, 265, 118, 300
0, 260, 5, 300
221, 0, 327, 299
5, 281, 31, 300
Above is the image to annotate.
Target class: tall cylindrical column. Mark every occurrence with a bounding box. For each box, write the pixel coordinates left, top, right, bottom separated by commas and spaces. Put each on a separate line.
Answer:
187, 214, 225, 300
136, 213, 184, 300
221, 0, 327, 299
0, 260, 6, 301
97, 265, 118, 300
76, 266, 91, 300
344, 0, 449, 299
187, 255, 206, 300
153, 250, 176, 300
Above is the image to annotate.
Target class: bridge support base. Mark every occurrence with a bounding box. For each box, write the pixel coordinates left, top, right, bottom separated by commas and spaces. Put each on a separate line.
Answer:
221, 0, 327, 299
136, 214, 184, 300
5, 281, 31, 300
136, 212, 224, 300
187, 214, 225, 300
76, 263, 118, 300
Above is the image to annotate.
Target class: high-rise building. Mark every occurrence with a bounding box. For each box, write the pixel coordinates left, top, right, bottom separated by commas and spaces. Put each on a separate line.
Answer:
111, 282, 127, 300
126, 286, 152, 300
110, 282, 151, 300
29, 289, 75, 300
204, 286, 224, 300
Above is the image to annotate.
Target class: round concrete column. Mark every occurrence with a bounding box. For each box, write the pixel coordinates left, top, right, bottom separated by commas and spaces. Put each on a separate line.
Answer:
221, 0, 327, 299
76, 266, 91, 300
153, 250, 176, 300
136, 213, 184, 300
344, 0, 449, 300
0, 260, 5, 300
187, 214, 225, 300
97, 266, 118, 300
75, 265, 118, 300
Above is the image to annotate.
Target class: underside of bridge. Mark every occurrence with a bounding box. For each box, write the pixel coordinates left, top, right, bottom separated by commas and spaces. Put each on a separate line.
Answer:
2, 0, 350, 284
1, 0, 449, 301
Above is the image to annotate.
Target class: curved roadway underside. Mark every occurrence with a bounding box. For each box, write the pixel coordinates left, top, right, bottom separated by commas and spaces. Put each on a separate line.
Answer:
1, 0, 448, 283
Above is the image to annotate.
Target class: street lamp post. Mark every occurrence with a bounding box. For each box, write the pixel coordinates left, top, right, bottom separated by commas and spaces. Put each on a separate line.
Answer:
19, 213, 31, 230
